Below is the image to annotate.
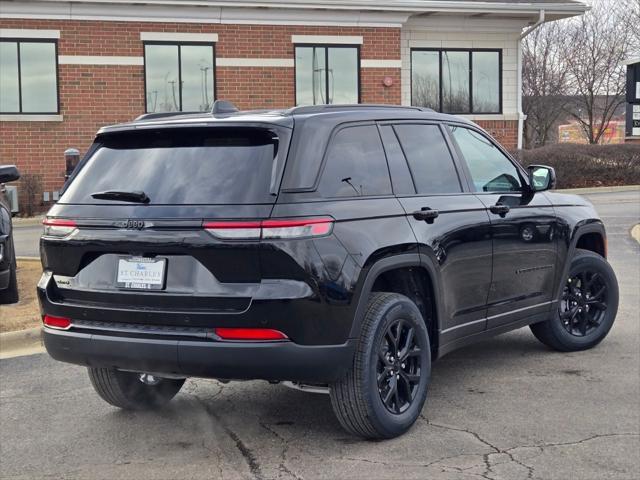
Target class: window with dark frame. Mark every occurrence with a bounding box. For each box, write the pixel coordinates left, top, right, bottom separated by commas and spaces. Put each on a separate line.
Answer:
393, 124, 463, 194
449, 125, 522, 193
295, 45, 359, 105
144, 42, 215, 113
318, 125, 392, 198
0, 39, 59, 114
411, 49, 501, 114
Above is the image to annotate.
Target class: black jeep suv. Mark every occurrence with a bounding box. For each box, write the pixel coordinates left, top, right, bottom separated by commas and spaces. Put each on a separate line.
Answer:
40, 103, 618, 439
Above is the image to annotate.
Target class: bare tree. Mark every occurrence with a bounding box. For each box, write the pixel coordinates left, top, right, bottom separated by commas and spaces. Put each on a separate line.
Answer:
20, 173, 43, 217
619, 0, 640, 52
522, 22, 570, 147
564, 0, 629, 144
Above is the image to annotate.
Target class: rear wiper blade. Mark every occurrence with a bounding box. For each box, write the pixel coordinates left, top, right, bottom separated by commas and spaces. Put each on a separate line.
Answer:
91, 190, 150, 203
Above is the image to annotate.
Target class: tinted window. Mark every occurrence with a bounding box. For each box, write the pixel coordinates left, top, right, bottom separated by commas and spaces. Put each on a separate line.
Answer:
378, 125, 416, 195
472, 52, 500, 113
318, 125, 392, 197
411, 49, 501, 114
394, 124, 461, 194
411, 51, 439, 110
450, 126, 522, 192
61, 128, 278, 205
144, 43, 215, 113
0, 40, 58, 114
442, 51, 469, 113
295, 46, 358, 105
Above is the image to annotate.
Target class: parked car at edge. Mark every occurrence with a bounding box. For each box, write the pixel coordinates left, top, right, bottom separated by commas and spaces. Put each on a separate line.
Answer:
39, 103, 618, 439
0, 165, 20, 304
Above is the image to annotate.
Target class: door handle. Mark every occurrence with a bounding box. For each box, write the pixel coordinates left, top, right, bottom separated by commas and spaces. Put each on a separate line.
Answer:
490, 204, 510, 217
413, 207, 439, 224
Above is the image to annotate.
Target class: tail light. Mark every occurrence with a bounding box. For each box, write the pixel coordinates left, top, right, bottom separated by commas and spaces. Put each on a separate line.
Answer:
204, 217, 333, 240
214, 328, 288, 341
43, 218, 78, 238
43, 314, 72, 330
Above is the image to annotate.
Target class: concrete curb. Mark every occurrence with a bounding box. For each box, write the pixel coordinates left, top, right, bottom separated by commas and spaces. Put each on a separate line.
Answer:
0, 327, 44, 359
632, 225, 640, 244
557, 185, 640, 194
16, 256, 40, 263
12, 215, 44, 227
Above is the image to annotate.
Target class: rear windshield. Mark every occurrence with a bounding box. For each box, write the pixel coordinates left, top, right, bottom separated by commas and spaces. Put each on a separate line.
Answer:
60, 127, 279, 205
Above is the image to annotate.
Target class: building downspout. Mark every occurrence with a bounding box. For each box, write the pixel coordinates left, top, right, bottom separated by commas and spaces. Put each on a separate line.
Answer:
517, 9, 545, 149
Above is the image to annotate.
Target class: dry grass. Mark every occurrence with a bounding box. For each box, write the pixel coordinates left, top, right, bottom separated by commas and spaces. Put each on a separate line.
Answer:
0, 260, 42, 333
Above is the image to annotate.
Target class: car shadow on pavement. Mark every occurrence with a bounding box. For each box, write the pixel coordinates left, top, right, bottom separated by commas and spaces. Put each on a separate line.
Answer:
106, 329, 555, 443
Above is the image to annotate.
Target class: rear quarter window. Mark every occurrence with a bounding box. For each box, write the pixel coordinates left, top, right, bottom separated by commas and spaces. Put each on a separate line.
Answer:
60, 127, 280, 205
317, 125, 392, 198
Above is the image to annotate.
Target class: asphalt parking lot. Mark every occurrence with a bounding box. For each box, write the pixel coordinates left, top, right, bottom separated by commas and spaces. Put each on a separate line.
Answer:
1, 190, 639, 480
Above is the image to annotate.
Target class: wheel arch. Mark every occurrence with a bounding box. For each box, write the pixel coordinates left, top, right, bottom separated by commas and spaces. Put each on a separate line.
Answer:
349, 253, 443, 359
555, 221, 607, 301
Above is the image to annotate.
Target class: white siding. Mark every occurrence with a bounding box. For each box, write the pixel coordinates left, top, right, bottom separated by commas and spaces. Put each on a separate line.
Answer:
401, 17, 525, 121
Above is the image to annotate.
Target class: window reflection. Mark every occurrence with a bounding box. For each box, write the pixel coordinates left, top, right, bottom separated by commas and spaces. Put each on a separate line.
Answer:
442, 51, 469, 113
0, 42, 19, 112
295, 46, 358, 105
411, 51, 439, 110
328, 48, 358, 104
145, 45, 179, 112
20, 42, 58, 113
319, 125, 391, 197
181, 45, 214, 111
450, 126, 521, 192
144, 43, 215, 113
411, 49, 501, 114
472, 52, 499, 113
295, 47, 327, 105
0, 40, 58, 114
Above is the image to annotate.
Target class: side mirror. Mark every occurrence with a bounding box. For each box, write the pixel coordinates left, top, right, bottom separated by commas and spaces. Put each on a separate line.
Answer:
0, 165, 20, 184
527, 165, 556, 192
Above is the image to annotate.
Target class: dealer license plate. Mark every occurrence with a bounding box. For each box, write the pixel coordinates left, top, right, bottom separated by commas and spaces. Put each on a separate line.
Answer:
116, 257, 166, 290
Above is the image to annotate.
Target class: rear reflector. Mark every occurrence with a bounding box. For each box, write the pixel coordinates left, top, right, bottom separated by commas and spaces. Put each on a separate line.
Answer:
43, 315, 72, 330
43, 218, 78, 238
214, 328, 288, 341
204, 217, 333, 240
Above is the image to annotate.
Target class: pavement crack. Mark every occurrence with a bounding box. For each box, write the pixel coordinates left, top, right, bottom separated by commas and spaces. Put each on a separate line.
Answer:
421, 415, 536, 479
193, 395, 264, 480
260, 422, 303, 480
421, 416, 639, 480
506, 432, 639, 452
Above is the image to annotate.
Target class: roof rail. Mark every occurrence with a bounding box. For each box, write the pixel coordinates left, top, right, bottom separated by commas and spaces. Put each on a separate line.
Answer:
134, 111, 201, 121
286, 104, 427, 115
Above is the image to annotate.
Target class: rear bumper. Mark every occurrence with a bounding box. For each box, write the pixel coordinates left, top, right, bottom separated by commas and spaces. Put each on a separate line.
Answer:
43, 327, 355, 382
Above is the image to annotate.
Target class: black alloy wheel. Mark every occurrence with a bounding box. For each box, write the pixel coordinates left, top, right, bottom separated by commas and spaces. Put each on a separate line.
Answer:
377, 318, 423, 414
330, 292, 431, 439
560, 269, 608, 337
530, 248, 618, 352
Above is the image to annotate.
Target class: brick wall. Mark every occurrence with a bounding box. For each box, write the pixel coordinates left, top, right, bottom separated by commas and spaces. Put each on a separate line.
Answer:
476, 120, 519, 150
0, 16, 521, 212
0, 19, 401, 211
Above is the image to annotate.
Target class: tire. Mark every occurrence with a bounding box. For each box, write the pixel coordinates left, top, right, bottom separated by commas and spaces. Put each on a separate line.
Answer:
530, 248, 618, 352
330, 292, 431, 439
0, 247, 19, 304
88, 367, 185, 410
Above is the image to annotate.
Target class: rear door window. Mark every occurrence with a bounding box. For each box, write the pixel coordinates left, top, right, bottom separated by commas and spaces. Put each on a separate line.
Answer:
318, 125, 392, 198
60, 127, 280, 205
393, 124, 462, 194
